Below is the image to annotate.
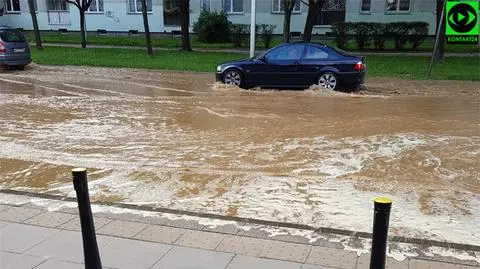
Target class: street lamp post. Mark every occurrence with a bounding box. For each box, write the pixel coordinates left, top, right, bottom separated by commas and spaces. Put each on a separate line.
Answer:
249, 0, 256, 57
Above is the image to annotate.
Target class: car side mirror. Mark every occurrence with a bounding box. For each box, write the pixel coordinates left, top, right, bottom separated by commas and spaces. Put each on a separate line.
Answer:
258, 56, 267, 63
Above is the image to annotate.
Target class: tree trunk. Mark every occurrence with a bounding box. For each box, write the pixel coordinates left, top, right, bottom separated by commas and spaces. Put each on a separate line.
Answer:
141, 0, 153, 56
433, 0, 445, 62
283, 10, 292, 43
27, 0, 42, 50
303, 0, 324, 42
80, 10, 86, 48
179, 0, 192, 51
302, 5, 316, 42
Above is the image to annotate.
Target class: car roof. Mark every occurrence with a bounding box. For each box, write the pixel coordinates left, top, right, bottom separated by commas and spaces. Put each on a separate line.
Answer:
0, 25, 15, 30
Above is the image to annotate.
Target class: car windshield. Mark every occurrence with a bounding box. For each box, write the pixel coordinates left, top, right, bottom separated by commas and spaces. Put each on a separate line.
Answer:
0, 30, 26, 42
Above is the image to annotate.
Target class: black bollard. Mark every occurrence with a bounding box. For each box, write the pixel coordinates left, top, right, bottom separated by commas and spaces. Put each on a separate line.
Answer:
369, 197, 392, 269
72, 168, 102, 269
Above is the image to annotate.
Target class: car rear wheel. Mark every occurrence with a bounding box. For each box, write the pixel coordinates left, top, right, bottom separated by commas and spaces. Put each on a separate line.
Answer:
223, 69, 243, 86
318, 72, 338, 91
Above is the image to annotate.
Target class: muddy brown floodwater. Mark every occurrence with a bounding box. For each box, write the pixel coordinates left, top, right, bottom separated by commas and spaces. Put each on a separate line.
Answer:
1, 65, 479, 246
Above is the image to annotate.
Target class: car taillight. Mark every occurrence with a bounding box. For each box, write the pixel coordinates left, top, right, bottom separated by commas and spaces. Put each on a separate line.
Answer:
0, 42, 6, 53
354, 61, 365, 71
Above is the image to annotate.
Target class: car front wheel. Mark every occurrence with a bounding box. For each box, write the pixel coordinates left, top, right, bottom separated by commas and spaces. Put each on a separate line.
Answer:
318, 72, 338, 91
223, 69, 243, 86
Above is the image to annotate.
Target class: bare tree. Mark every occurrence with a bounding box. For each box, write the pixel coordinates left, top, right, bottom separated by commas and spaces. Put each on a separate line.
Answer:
28, 0, 42, 50
283, 0, 298, 43
65, 0, 94, 48
141, 0, 153, 55
433, 0, 446, 61
179, 0, 192, 51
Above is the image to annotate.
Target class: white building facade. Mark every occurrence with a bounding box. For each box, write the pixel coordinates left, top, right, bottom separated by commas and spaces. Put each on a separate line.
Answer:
0, 0, 437, 35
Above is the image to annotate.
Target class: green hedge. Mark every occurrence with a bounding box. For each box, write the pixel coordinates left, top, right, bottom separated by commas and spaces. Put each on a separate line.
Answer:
332, 21, 429, 50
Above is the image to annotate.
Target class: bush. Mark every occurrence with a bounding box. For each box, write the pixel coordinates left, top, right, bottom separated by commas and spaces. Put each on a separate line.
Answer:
331, 22, 353, 49
193, 10, 231, 43
370, 23, 386, 50
230, 24, 250, 48
333, 21, 429, 51
406, 22, 429, 50
385, 22, 410, 49
258, 24, 276, 49
352, 22, 377, 49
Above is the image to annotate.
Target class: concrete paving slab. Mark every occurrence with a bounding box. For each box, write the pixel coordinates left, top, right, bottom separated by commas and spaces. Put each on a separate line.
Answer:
260, 240, 311, 263
301, 264, 337, 269
269, 234, 312, 245
237, 227, 272, 239
134, 225, 186, 244
202, 224, 240, 235
410, 259, 463, 269
357, 254, 408, 269
25, 229, 113, 263
0, 204, 14, 212
0, 220, 9, 228
175, 230, 225, 250
163, 218, 207, 230
0, 251, 45, 269
306, 246, 357, 269
97, 219, 148, 238
216, 235, 268, 256
33, 259, 85, 269
226, 255, 302, 269
462, 265, 480, 269
0, 207, 43, 222
0, 223, 58, 253
24, 211, 76, 228
100, 237, 172, 269
151, 246, 234, 269
58, 216, 112, 231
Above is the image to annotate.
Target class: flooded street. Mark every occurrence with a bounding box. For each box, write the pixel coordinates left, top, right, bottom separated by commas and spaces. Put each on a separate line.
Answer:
1, 65, 479, 246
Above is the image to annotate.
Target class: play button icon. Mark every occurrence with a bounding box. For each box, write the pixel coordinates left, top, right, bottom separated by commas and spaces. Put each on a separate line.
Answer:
447, 3, 478, 33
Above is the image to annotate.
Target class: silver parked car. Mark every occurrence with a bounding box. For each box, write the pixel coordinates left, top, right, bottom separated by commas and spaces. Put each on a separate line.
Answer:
0, 26, 31, 69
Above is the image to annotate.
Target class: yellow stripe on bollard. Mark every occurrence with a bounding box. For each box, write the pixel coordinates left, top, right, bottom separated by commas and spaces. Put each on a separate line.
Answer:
374, 197, 392, 204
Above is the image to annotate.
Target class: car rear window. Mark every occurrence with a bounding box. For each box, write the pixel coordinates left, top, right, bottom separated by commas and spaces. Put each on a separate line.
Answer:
326, 45, 351, 57
0, 30, 26, 42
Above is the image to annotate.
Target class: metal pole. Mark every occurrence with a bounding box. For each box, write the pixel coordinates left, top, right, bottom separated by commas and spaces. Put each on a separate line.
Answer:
72, 168, 102, 269
427, 0, 446, 78
369, 197, 392, 269
249, 0, 256, 58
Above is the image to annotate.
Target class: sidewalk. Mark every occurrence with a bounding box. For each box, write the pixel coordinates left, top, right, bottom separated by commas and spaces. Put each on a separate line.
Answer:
0, 192, 479, 269
35, 43, 480, 57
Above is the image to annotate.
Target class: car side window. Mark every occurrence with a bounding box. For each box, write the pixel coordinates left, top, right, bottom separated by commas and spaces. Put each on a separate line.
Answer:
266, 44, 305, 61
304, 46, 330, 60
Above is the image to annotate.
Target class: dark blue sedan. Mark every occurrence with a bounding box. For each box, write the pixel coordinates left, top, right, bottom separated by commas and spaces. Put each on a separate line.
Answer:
216, 42, 366, 90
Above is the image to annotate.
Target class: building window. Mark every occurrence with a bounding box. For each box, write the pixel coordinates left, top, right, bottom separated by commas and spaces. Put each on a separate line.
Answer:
314, 0, 345, 25
386, 0, 410, 12
201, 0, 210, 11
6, 0, 21, 12
272, 0, 301, 13
87, 0, 104, 12
163, 0, 180, 26
360, 0, 371, 12
128, 0, 152, 13
47, 0, 67, 10
223, 0, 243, 13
